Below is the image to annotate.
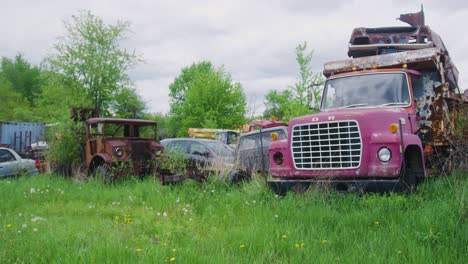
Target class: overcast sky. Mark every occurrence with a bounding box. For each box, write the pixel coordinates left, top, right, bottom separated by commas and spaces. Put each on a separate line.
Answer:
2, 0, 467, 115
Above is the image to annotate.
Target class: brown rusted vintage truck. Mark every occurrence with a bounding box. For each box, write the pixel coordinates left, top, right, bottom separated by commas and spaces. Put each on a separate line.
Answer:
85, 117, 167, 181
268, 9, 467, 194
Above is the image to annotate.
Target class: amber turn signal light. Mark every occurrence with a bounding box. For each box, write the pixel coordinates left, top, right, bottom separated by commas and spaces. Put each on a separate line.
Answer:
271, 132, 278, 141
388, 123, 399, 134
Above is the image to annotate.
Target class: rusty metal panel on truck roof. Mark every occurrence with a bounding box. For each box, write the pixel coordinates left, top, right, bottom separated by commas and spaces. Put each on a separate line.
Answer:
323, 48, 439, 77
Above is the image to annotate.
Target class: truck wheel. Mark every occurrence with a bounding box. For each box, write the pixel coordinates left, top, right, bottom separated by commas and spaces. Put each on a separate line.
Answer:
400, 167, 417, 193
228, 170, 251, 185
93, 164, 113, 184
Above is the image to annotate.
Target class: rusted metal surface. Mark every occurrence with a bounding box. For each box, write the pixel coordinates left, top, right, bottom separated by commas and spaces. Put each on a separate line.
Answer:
86, 118, 157, 126
324, 48, 439, 77
249, 120, 288, 131
85, 118, 164, 179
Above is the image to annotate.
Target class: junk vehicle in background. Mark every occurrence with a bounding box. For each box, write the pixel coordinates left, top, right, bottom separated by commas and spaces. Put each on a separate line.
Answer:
160, 138, 234, 181
228, 120, 287, 184
85, 118, 170, 182
187, 128, 239, 148
268, 8, 468, 194
0, 147, 39, 177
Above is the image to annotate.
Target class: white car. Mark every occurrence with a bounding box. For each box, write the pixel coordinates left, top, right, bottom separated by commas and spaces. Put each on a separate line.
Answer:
0, 147, 38, 177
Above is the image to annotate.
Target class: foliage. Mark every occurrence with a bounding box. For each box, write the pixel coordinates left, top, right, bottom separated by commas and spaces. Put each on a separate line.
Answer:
0, 76, 35, 121
48, 10, 143, 116
264, 42, 324, 122
0, 173, 466, 262
46, 119, 85, 175
0, 54, 42, 106
168, 61, 247, 137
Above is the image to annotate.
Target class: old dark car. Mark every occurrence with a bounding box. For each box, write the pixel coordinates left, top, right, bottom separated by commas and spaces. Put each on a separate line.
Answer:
85, 118, 165, 181
228, 121, 288, 184
0, 147, 39, 177
160, 138, 234, 181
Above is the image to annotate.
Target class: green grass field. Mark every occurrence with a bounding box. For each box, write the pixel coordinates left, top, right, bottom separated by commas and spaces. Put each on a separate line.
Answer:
0, 173, 466, 263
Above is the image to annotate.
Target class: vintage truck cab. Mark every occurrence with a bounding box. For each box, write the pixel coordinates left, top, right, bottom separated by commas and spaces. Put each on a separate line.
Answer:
267, 9, 467, 194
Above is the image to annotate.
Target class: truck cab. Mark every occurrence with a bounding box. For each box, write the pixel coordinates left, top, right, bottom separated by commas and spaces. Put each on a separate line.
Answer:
267, 10, 467, 194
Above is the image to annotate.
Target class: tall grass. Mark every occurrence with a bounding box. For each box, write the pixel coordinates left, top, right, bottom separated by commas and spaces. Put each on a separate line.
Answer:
0, 173, 466, 263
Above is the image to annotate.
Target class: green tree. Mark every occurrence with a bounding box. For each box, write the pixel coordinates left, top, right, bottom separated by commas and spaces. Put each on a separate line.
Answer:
0, 76, 36, 122
168, 61, 246, 137
48, 10, 142, 116
263, 42, 324, 122
0, 54, 42, 106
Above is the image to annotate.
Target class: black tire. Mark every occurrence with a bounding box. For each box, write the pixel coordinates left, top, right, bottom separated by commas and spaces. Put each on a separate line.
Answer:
400, 166, 418, 193
92, 164, 113, 184
228, 170, 251, 185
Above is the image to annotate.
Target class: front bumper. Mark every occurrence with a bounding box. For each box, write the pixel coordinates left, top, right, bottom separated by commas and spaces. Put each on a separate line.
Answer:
267, 177, 404, 195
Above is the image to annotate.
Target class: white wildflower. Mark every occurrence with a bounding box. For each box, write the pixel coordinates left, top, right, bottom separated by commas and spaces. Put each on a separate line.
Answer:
163, 212, 168, 217
22, 224, 27, 228
274, 214, 279, 218
31, 216, 44, 222
32, 228, 38, 232
30, 188, 35, 193
157, 212, 161, 216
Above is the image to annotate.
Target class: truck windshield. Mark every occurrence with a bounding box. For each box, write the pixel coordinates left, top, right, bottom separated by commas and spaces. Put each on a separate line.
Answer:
321, 73, 410, 110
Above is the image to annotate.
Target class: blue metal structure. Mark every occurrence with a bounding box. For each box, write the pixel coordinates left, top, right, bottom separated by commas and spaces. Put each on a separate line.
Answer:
0, 122, 46, 154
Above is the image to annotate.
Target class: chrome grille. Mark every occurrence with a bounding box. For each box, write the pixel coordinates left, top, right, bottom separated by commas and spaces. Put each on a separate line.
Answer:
291, 120, 362, 169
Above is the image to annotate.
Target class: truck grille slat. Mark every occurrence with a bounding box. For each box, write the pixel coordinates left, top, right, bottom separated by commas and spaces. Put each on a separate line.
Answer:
291, 120, 362, 169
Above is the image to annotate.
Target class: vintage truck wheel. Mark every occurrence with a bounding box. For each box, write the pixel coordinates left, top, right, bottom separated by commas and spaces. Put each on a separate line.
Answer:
400, 147, 425, 193
92, 164, 113, 184
227, 170, 251, 185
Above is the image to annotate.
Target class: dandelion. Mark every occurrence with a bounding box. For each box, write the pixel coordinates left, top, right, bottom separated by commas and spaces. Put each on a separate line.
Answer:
33, 228, 38, 232
240, 244, 245, 249
295, 243, 300, 248
301, 242, 305, 248
157, 212, 161, 216
162, 242, 168, 247
322, 240, 328, 244
6, 224, 12, 228
172, 248, 177, 252
282, 235, 287, 239
136, 248, 143, 253
374, 221, 379, 225
170, 257, 176, 262
31, 216, 44, 222
163, 212, 168, 217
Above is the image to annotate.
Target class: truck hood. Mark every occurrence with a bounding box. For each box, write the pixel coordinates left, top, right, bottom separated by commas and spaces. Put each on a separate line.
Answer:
290, 107, 408, 129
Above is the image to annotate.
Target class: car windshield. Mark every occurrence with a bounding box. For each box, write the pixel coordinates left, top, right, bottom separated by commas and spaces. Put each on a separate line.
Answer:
204, 141, 234, 157
321, 73, 410, 110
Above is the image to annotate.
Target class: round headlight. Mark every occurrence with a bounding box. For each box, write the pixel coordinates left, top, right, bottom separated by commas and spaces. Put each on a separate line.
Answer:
378, 147, 391, 162
273, 152, 284, 165
114, 147, 123, 157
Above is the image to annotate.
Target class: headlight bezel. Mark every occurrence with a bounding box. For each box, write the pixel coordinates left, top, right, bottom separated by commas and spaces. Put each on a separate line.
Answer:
114, 147, 124, 157
377, 147, 391, 162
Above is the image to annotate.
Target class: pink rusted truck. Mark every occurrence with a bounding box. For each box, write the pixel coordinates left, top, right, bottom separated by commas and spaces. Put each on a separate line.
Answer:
268, 9, 467, 194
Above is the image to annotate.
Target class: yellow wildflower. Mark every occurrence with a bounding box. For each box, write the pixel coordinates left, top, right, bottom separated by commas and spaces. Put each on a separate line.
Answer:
374, 221, 379, 225
170, 257, 176, 262
322, 240, 328, 244
136, 248, 142, 252
6, 224, 12, 228
282, 235, 287, 239
294, 243, 300, 248
172, 248, 177, 253
240, 244, 245, 249
301, 242, 305, 248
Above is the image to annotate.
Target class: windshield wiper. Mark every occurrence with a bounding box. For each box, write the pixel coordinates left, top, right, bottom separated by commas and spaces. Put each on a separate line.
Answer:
378, 102, 408, 107
338, 103, 368, 109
